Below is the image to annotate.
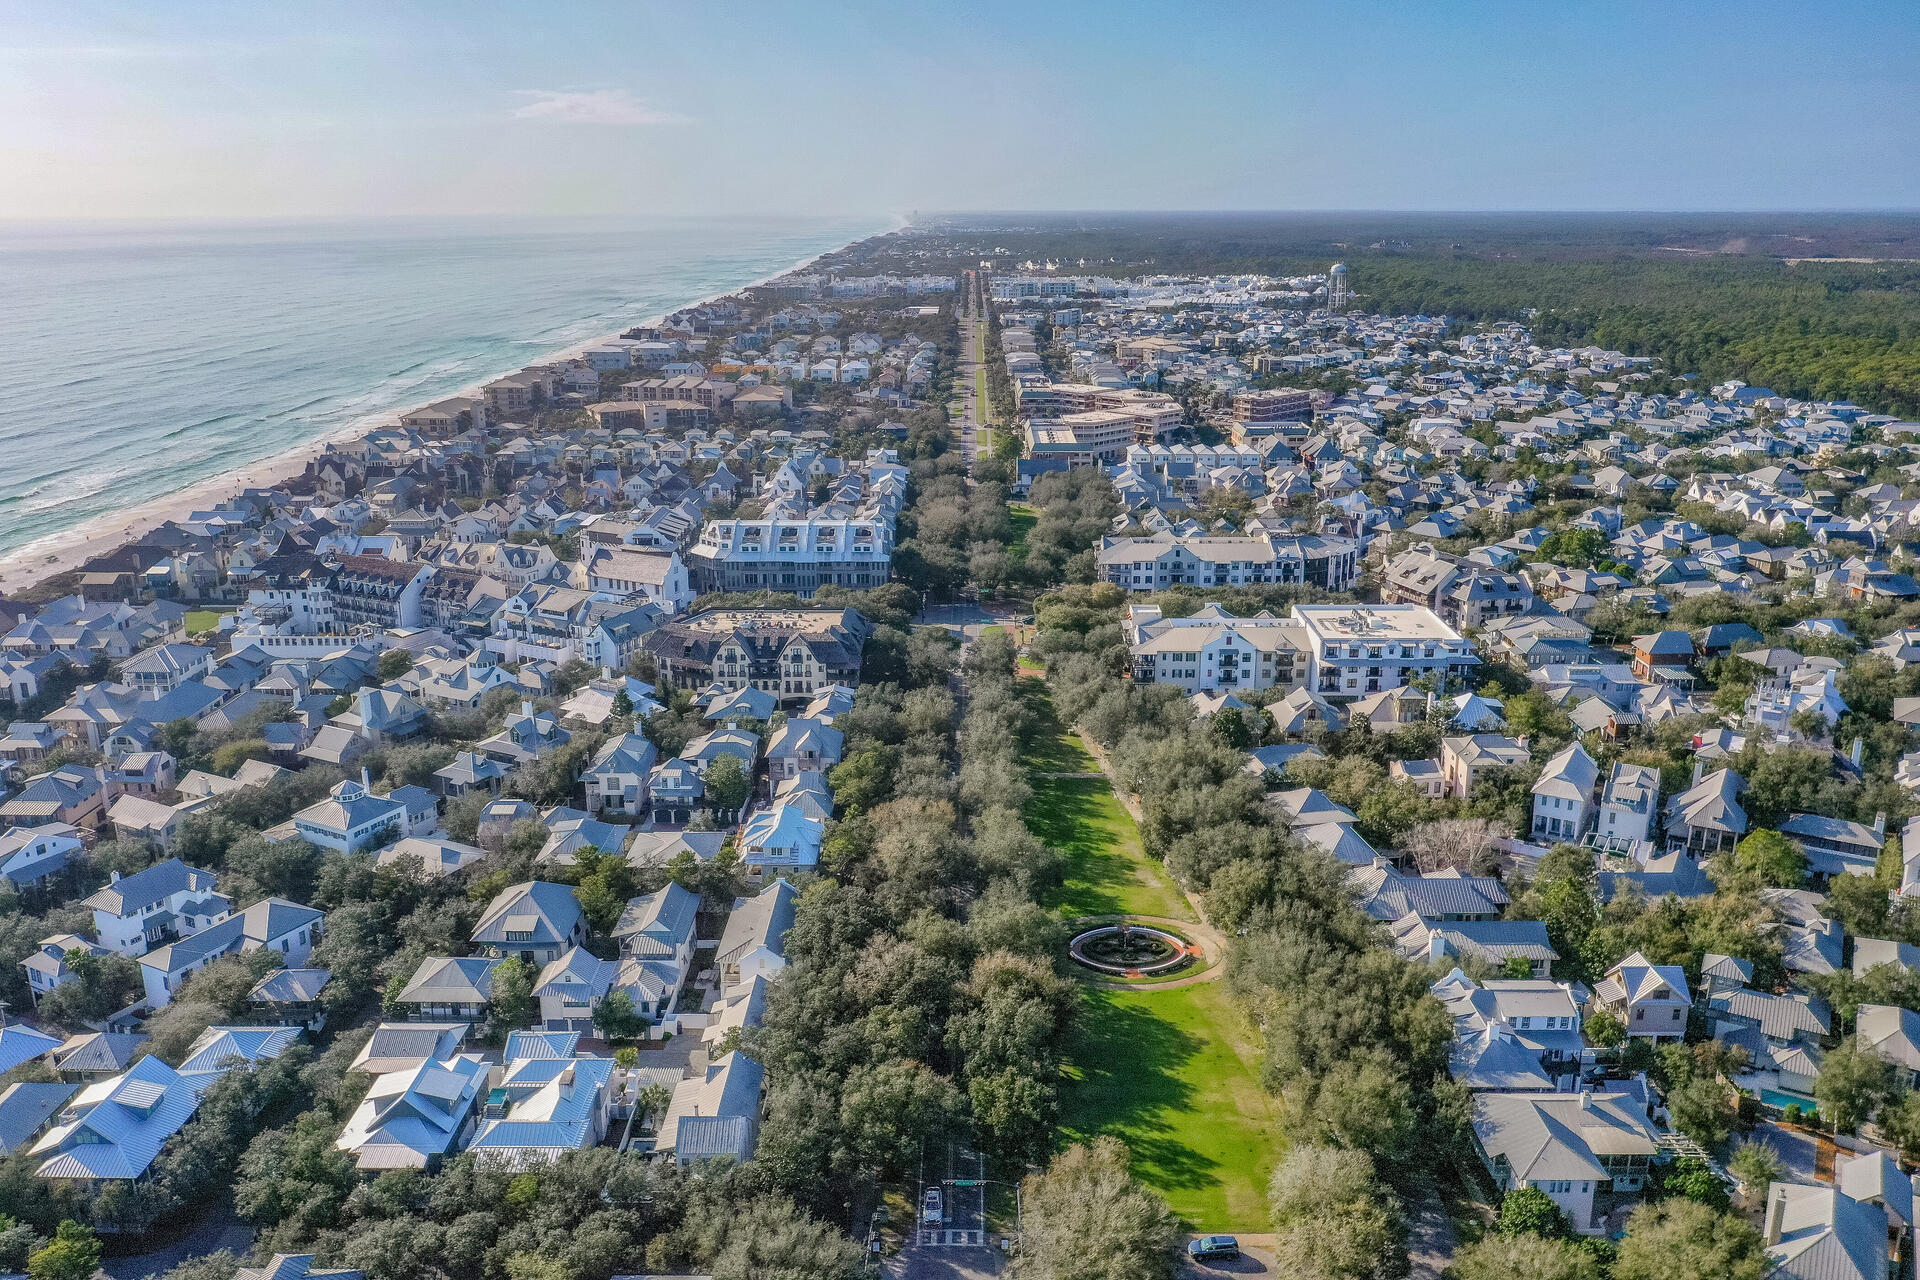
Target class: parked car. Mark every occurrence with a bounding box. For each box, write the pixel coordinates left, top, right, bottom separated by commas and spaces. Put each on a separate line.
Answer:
922, 1188, 943, 1225
1187, 1235, 1239, 1263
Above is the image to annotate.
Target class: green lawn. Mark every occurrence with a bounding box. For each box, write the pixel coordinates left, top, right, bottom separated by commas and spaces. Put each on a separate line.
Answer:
1020, 679, 1189, 921
1017, 674, 1281, 1231
1060, 981, 1281, 1231
1007, 502, 1038, 555
1031, 777, 1190, 921
184, 608, 233, 634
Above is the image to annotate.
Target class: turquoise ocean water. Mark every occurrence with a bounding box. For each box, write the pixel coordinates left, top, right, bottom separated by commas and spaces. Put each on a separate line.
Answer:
0, 214, 889, 560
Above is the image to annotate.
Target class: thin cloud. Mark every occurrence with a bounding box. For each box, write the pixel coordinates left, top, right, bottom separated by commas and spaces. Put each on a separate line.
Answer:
511, 89, 688, 126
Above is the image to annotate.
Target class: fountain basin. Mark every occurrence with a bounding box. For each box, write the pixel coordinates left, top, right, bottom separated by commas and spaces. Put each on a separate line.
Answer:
1068, 922, 1196, 977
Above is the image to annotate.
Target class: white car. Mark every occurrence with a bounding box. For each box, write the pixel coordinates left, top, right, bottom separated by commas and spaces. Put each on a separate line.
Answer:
922, 1188, 943, 1225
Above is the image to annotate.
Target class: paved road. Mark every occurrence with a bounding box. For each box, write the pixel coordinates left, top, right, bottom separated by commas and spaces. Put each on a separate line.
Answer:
956, 281, 988, 462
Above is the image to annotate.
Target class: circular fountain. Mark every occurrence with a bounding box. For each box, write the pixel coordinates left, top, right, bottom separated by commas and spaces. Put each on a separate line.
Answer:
1068, 919, 1196, 978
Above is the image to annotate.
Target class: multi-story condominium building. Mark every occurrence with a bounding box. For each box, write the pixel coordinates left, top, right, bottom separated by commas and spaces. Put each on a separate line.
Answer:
1382, 546, 1536, 630
1098, 533, 1359, 594
580, 545, 693, 613
642, 608, 870, 700
488, 585, 662, 668
688, 516, 893, 597
1012, 384, 1182, 439
1024, 411, 1138, 464
328, 556, 431, 631
1292, 603, 1479, 701
1229, 387, 1315, 440
621, 375, 738, 409
1125, 603, 1308, 695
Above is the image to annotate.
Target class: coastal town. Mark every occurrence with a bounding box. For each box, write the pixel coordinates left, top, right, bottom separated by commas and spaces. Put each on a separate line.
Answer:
6, 224, 1920, 1280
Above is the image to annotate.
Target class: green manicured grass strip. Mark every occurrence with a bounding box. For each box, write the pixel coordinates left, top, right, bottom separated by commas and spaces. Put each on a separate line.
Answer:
1033, 776, 1189, 921
1059, 982, 1282, 1231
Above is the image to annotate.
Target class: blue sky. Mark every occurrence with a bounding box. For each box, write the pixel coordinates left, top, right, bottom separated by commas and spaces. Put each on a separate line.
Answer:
4, 0, 1917, 218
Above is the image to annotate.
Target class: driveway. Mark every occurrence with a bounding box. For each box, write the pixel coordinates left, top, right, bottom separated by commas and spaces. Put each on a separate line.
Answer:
1754, 1119, 1820, 1182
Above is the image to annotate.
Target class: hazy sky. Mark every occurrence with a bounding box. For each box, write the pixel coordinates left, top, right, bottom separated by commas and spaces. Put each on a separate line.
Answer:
5, 0, 1918, 219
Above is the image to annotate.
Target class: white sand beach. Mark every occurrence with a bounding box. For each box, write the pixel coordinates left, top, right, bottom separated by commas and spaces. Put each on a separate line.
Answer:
0, 231, 885, 598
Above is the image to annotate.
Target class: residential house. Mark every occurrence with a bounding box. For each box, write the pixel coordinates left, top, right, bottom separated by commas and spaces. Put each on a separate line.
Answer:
1593, 950, 1691, 1042
717, 878, 797, 995
471, 881, 587, 965
333, 1053, 491, 1171
397, 956, 503, 1024
1858, 1004, 1920, 1089
1530, 742, 1599, 844
583, 733, 658, 818
655, 1050, 763, 1166
139, 898, 324, 1009
1470, 1091, 1661, 1234
736, 802, 824, 879
1440, 735, 1529, 801
468, 1055, 618, 1169
0, 822, 82, 890
30, 1053, 204, 1183
763, 717, 844, 783
1663, 767, 1748, 855
21, 933, 110, 1004
290, 775, 409, 854
82, 858, 230, 958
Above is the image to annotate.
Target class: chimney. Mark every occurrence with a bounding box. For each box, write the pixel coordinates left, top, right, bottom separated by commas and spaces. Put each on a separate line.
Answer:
522, 700, 534, 719
1765, 1186, 1788, 1245
1875, 811, 1888, 839
1691, 760, 1705, 786
109, 869, 121, 884
1516, 734, 1530, 754
360, 766, 371, 790
1853, 737, 1866, 769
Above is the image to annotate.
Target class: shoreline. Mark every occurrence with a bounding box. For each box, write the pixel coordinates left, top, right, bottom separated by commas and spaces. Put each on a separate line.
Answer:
0, 221, 900, 597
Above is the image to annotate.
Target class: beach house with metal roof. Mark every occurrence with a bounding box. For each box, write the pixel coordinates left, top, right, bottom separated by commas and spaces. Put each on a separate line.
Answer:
396, 956, 504, 1024
31, 1053, 206, 1183
334, 1053, 490, 1171
472, 881, 586, 965
716, 878, 798, 995
655, 1050, 764, 1166
1471, 1090, 1660, 1233
468, 1056, 617, 1169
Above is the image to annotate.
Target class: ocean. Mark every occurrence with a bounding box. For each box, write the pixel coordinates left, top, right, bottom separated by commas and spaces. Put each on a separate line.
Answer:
0, 214, 891, 561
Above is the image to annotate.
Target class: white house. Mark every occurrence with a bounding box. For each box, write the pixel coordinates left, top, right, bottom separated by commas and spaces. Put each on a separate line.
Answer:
737, 802, 824, 879
81, 858, 231, 958
1471, 1091, 1660, 1234
290, 775, 409, 854
1593, 762, 1660, 854
1531, 742, 1599, 845
0, 823, 82, 890
716, 878, 797, 995
139, 898, 324, 1009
